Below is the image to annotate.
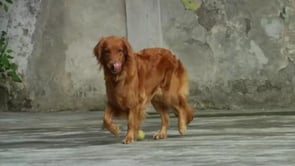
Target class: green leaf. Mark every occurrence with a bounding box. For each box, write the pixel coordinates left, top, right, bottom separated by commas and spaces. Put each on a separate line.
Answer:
7, 49, 13, 53
5, 0, 13, 4
0, 41, 5, 47
8, 70, 21, 82
0, 42, 8, 57
0, 55, 4, 61
181, 0, 201, 11
2, 57, 9, 66
1, 31, 7, 40
1, 31, 7, 36
6, 55, 13, 59
10, 63, 17, 70
4, 4, 9, 12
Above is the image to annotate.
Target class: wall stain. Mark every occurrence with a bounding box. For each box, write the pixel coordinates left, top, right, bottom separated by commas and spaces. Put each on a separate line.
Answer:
195, 2, 219, 31
244, 18, 251, 36
256, 80, 281, 93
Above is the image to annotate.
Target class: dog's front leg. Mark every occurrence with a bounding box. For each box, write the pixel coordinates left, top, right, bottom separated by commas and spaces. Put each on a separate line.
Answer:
122, 110, 138, 144
103, 105, 120, 137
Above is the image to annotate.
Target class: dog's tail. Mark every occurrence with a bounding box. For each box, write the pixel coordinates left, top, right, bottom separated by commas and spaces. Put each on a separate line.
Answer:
177, 60, 189, 98
177, 60, 194, 125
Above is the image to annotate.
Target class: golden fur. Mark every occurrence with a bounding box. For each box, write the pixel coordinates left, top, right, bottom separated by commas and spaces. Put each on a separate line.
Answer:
94, 36, 194, 144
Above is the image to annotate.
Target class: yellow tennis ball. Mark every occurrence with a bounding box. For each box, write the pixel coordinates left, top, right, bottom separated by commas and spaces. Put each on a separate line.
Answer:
137, 130, 145, 141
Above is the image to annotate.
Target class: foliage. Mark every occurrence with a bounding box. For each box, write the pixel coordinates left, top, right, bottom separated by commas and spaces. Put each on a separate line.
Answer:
181, 0, 201, 11
0, 0, 21, 82
0, 31, 21, 82
0, 0, 13, 12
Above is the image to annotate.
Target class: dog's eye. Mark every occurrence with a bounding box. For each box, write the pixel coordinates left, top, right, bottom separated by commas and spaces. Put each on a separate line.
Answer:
118, 49, 123, 53
103, 50, 110, 56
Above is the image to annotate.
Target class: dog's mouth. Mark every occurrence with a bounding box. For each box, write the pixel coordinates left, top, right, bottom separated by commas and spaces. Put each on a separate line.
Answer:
109, 62, 122, 74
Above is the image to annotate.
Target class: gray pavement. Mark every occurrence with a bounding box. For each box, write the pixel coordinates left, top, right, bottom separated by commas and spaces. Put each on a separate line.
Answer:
0, 111, 295, 166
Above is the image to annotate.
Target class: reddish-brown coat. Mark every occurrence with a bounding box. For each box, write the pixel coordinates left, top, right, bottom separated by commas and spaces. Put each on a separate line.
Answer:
94, 36, 194, 144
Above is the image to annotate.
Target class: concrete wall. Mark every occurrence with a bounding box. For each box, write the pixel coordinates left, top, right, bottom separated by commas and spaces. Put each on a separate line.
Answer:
161, 0, 295, 109
1, 0, 126, 111
1, 0, 295, 111
26, 0, 126, 111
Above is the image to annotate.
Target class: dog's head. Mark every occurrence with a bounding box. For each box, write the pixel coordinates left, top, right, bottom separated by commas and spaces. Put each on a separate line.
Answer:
94, 36, 133, 74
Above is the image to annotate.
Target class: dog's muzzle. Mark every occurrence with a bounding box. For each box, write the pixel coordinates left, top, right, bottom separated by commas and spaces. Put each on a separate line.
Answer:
109, 62, 122, 74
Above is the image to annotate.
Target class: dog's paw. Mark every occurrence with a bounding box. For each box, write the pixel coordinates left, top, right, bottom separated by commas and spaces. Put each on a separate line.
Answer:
122, 135, 135, 144
178, 125, 187, 135
109, 125, 121, 137
153, 132, 167, 140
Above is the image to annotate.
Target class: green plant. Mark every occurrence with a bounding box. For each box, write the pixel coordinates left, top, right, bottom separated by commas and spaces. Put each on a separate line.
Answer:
181, 0, 201, 11
0, 31, 21, 82
0, 0, 21, 82
0, 0, 13, 12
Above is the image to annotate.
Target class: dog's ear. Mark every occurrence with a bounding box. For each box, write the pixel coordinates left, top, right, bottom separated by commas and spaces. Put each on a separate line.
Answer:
121, 37, 133, 58
93, 37, 105, 66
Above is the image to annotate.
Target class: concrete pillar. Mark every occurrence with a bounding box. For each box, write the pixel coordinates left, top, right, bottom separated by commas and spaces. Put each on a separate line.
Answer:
125, 0, 163, 51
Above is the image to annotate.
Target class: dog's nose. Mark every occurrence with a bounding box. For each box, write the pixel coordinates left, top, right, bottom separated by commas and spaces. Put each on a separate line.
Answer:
110, 62, 122, 74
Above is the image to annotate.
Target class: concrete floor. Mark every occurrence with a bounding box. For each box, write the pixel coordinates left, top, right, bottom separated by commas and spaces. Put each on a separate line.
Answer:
0, 110, 295, 166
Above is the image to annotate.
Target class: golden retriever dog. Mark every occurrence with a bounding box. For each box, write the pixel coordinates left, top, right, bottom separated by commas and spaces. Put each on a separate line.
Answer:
94, 36, 194, 144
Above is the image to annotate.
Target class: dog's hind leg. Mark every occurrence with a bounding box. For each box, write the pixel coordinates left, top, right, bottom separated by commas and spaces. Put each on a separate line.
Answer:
172, 96, 194, 135
151, 98, 170, 140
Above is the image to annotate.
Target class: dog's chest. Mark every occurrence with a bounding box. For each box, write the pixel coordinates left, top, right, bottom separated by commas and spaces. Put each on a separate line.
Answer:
106, 84, 138, 110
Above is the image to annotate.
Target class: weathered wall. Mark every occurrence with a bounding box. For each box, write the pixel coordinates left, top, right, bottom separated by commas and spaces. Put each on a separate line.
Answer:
160, 0, 295, 109
26, 0, 126, 111
0, 0, 42, 111
1, 0, 126, 111
0, 0, 294, 111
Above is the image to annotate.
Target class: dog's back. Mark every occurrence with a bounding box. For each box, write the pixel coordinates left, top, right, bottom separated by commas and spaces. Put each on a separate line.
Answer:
135, 48, 194, 125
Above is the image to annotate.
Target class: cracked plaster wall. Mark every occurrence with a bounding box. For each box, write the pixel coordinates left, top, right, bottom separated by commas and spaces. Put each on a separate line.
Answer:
0, 0, 294, 111
1, 0, 126, 111
161, 0, 295, 109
